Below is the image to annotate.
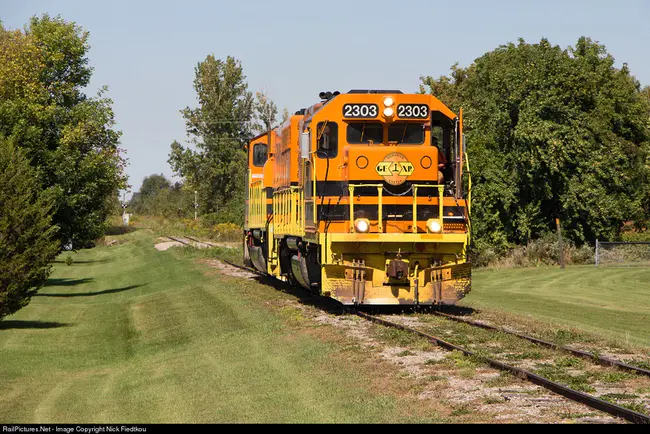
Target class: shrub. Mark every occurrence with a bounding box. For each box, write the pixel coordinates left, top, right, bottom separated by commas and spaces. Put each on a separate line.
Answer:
0, 139, 59, 320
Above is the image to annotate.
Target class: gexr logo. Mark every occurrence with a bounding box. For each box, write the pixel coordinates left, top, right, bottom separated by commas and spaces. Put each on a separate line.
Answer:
375, 153, 414, 186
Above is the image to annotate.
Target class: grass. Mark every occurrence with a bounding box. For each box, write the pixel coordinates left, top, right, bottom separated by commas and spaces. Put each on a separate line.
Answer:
0, 230, 447, 423
463, 265, 650, 347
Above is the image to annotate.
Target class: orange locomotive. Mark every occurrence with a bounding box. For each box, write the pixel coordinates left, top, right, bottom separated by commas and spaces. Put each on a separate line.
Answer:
244, 90, 471, 305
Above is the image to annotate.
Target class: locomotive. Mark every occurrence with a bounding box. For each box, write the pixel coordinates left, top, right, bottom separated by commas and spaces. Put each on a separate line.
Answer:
244, 89, 471, 305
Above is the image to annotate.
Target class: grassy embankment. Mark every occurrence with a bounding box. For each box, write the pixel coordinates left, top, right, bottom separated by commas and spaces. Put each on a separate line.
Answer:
464, 266, 650, 348
1, 230, 445, 423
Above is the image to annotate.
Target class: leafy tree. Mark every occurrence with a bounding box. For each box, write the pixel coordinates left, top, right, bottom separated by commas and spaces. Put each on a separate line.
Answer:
421, 37, 650, 253
0, 15, 128, 249
280, 108, 290, 124
129, 174, 195, 218
168, 55, 253, 223
0, 138, 59, 320
139, 174, 171, 197
252, 90, 278, 134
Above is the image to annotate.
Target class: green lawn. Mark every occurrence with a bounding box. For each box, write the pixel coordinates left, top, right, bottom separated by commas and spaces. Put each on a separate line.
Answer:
463, 266, 650, 347
0, 230, 441, 423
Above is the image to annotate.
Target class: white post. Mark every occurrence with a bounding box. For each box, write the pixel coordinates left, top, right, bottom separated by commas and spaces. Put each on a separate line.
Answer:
194, 190, 198, 220
595, 239, 599, 267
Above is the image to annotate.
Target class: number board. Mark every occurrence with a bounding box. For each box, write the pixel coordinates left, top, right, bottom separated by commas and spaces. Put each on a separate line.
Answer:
343, 104, 378, 118
397, 104, 429, 119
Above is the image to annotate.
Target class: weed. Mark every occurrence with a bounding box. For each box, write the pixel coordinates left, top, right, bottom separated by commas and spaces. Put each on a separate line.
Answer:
600, 393, 639, 401
593, 371, 635, 383
504, 350, 543, 361
485, 372, 516, 388
450, 404, 472, 416
483, 396, 504, 404
555, 356, 584, 369
376, 327, 427, 349
397, 350, 415, 357
624, 359, 650, 370
65, 254, 73, 266
535, 364, 595, 393
618, 401, 648, 414
427, 375, 445, 382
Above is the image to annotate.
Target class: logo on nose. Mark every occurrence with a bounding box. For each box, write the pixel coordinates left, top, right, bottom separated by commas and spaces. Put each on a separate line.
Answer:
375, 152, 414, 185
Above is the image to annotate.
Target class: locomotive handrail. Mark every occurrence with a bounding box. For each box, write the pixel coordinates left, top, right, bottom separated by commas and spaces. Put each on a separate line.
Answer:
411, 184, 444, 234
348, 184, 383, 233
248, 178, 265, 228
273, 186, 304, 236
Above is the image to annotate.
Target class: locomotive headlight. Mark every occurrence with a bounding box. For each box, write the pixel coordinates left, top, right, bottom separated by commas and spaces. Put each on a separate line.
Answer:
354, 218, 370, 233
427, 219, 442, 233
383, 96, 394, 107
383, 107, 394, 117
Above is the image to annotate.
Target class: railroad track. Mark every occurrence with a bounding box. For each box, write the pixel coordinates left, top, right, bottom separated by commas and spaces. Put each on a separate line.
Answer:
430, 311, 650, 378
165, 236, 650, 423
356, 312, 649, 424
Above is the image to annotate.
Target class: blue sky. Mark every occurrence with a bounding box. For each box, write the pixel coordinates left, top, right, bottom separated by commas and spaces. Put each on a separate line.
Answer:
3, 0, 649, 198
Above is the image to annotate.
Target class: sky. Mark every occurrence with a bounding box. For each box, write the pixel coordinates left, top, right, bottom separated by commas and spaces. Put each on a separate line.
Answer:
3, 0, 649, 199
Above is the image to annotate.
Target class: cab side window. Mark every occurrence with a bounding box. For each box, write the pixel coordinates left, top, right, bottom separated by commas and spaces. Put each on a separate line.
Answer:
317, 122, 338, 158
252, 143, 268, 167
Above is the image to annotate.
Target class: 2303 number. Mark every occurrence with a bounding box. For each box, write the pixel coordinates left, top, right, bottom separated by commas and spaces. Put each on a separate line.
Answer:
397, 104, 429, 118
343, 104, 378, 118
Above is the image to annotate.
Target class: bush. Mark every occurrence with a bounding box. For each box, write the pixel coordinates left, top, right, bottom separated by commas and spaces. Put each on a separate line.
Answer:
473, 231, 595, 268
0, 139, 59, 320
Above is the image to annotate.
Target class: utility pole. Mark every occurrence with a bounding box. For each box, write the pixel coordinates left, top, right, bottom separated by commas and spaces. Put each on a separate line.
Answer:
194, 190, 198, 220
556, 218, 565, 269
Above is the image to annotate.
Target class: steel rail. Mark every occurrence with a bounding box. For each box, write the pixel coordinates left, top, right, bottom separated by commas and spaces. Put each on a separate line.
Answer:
166, 235, 212, 248
183, 235, 220, 248
356, 311, 650, 424
431, 311, 650, 378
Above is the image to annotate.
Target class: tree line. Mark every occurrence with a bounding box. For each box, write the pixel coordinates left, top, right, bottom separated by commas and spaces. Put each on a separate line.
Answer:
1, 15, 127, 320
420, 37, 650, 257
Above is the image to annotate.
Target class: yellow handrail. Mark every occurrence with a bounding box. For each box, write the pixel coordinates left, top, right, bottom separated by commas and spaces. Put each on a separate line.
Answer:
411, 184, 444, 233
348, 184, 383, 233
273, 186, 304, 236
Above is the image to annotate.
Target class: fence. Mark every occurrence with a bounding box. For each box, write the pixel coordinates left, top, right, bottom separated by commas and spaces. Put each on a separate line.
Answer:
595, 240, 650, 267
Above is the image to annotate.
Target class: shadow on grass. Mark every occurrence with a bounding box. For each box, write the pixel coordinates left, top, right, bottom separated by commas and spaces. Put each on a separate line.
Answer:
52, 259, 113, 264
35, 284, 146, 298
105, 226, 138, 235
44, 278, 94, 287
250, 275, 345, 315
0, 320, 70, 330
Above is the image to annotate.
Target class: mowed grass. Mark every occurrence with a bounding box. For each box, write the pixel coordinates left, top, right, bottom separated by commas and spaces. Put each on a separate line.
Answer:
463, 266, 650, 347
0, 231, 439, 423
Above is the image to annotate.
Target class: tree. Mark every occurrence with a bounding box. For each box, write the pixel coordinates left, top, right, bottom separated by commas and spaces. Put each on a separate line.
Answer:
0, 15, 128, 249
0, 138, 59, 320
280, 108, 290, 124
129, 174, 195, 218
421, 37, 650, 252
168, 55, 253, 223
252, 90, 278, 134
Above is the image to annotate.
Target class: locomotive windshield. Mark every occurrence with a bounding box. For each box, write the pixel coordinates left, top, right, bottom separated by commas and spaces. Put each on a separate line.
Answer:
346, 122, 383, 144
387, 123, 424, 144
346, 122, 425, 144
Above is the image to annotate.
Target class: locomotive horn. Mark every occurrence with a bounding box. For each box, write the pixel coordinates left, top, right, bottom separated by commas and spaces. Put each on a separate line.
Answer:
332, 91, 340, 96
325, 91, 333, 99
319, 91, 327, 100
